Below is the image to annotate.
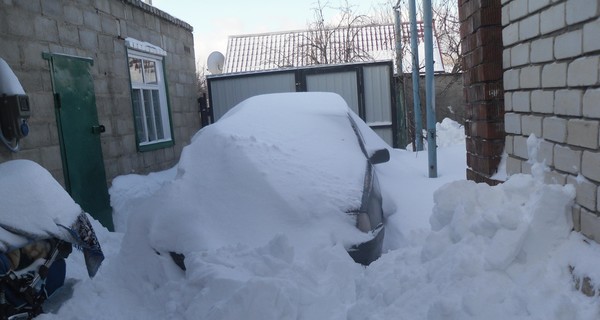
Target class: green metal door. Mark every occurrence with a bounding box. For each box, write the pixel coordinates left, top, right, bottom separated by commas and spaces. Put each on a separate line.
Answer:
44, 53, 114, 231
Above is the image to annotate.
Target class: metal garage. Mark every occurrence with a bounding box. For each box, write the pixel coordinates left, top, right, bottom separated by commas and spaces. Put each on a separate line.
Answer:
206, 61, 398, 147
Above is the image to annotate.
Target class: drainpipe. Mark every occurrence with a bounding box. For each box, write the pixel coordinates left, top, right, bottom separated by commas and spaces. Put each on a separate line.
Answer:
423, 0, 437, 178
408, 0, 423, 151
393, 1, 407, 149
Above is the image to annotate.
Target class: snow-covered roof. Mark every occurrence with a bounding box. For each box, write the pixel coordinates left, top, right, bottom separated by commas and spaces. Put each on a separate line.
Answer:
223, 23, 445, 74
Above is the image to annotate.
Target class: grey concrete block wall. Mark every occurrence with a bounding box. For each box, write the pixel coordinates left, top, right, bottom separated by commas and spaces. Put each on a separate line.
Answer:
403, 73, 465, 125
503, 0, 600, 240
0, 0, 200, 185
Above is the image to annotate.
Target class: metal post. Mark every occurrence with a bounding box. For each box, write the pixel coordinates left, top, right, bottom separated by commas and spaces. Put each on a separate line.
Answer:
423, 0, 437, 178
408, 0, 423, 151
394, 2, 408, 149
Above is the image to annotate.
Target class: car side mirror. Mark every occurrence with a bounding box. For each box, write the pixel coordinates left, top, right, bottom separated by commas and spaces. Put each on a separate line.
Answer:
369, 149, 390, 165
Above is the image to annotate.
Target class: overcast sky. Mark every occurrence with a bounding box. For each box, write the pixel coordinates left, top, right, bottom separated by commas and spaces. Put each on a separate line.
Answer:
151, 0, 390, 70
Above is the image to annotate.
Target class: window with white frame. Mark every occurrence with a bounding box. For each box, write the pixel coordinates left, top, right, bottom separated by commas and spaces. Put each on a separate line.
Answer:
127, 47, 173, 150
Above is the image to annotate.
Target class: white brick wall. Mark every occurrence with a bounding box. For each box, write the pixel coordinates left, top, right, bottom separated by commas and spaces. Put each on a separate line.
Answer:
567, 119, 599, 149
567, 56, 599, 87
502, 4, 511, 26
568, 175, 597, 211
511, 43, 530, 66
540, 3, 565, 34
554, 29, 582, 60
531, 90, 553, 113
503, 22, 520, 46
582, 151, 600, 182
543, 116, 567, 143
513, 135, 530, 159
506, 155, 523, 174
512, 91, 531, 112
541, 62, 567, 88
520, 66, 541, 88
522, 115, 543, 137
520, 14, 540, 41
580, 208, 600, 241
583, 88, 600, 118
530, 37, 553, 63
503, 49, 511, 69
529, 0, 551, 13
510, 0, 529, 22
554, 89, 582, 116
583, 17, 600, 53
554, 145, 581, 174
504, 69, 520, 90
536, 139, 555, 165
505, 135, 514, 154
566, 0, 598, 25
504, 92, 513, 111
503, 0, 600, 244
505, 112, 522, 134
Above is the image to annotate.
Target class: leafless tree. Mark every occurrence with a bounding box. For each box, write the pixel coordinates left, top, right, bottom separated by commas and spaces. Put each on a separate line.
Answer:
431, 0, 461, 73
301, 0, 375, 65
196, 61, 207, 96
369, 0, 462, 73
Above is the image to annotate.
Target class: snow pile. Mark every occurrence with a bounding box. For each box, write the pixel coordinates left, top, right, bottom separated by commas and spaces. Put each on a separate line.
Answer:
30, 94, 600, 319
0, 58, 25, 95
352, 171, 600, 319
0, 160, 81, 250
407, 118, 465, 150
435, 118, 465, 148
109, 167, 176, 233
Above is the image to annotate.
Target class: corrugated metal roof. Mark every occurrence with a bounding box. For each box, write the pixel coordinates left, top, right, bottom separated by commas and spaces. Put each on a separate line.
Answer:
223, 22, 443, 74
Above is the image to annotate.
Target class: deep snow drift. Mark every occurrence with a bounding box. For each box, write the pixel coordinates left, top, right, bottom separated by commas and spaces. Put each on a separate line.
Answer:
120, 93, 386, 263
23, 93, 600, 319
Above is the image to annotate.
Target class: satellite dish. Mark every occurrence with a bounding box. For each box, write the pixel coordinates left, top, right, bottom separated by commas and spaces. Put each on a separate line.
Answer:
207, 51, 225, 74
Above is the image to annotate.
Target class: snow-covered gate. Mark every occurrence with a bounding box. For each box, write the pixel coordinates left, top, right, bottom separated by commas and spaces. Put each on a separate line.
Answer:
206, 61, 397, 147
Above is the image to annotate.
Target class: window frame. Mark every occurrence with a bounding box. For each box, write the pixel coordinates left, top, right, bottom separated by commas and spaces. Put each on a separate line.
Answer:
126, 48, 174, 152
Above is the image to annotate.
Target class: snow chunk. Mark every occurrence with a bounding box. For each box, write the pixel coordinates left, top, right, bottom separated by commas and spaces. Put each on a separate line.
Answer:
0, 160, 81, 249
124, 37, 167, 56
425, 173, 574, 271
0, 58, 25, 95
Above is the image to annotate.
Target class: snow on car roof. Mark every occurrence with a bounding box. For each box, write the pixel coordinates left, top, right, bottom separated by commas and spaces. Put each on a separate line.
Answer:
122, 92, 387, 257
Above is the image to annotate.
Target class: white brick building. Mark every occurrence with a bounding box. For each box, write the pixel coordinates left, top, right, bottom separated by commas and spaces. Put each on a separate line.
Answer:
502, 0, 600, 240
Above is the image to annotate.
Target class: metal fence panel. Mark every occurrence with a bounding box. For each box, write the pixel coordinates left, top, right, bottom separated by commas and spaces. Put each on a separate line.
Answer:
209, 73, 296, 120
305, 71, 360, 115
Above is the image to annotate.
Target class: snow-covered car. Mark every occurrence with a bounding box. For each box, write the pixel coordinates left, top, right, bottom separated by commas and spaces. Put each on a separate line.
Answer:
121, 92, 391, 272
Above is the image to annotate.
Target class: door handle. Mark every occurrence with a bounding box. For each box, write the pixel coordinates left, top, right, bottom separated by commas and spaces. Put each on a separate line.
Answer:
91, 125, 105, 134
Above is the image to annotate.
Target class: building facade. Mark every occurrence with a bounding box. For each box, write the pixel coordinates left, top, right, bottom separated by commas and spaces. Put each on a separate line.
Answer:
501, 0, 600, 240
462, 0, 600, 244
0, 0, 199, 229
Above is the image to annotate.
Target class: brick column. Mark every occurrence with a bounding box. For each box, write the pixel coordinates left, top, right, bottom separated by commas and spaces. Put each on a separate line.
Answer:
459, 0, 504, 185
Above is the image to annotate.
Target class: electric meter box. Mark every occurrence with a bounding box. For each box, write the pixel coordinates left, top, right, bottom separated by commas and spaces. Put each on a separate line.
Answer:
0, 94, 30, 140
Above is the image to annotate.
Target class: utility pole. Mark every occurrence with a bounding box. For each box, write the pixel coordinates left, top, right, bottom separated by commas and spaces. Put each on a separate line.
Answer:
393, 1, 408, 149
423, 0, 437, 178
408, 0, 423, 151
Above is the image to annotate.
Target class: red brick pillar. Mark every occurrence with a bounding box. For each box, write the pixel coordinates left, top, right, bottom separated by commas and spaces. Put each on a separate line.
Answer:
459, 0, 504, 185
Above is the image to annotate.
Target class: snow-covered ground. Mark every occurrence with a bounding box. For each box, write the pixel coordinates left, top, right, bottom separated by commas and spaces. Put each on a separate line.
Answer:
22, 94, 600, 319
